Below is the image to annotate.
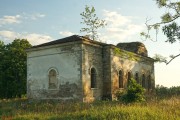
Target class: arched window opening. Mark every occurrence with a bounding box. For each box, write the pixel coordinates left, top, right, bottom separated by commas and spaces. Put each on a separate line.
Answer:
135, 72, 139, 84
127, 72, 131, 85
148, 75, 151, 91
49, 69, 57, 89
142, 74, 146, 88
119, 70, 123, 88
91, 68, 97, 88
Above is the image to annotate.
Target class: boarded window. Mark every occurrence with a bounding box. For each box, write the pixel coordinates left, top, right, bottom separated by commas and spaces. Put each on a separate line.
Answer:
49, 69, 57, 89
142, 74, 146, 88
91, 68, 97, 88
135, 72, 139, 84
148, 75, 151, 91
119, 70, 123, 88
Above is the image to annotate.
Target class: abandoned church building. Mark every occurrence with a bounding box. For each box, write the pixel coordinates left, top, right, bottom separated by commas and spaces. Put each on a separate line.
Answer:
26, 35, 155, 102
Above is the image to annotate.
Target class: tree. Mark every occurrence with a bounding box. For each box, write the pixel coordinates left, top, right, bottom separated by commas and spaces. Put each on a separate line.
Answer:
0, 41, 5, 97
155, 85, 180, 98
80, 5, 106, 41
141, 0, 180, 64
0, 39, 32, 98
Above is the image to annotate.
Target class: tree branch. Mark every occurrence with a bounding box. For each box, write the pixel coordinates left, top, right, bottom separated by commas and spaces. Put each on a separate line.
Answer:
166, 53, 180, 65
148, 14, 180, 27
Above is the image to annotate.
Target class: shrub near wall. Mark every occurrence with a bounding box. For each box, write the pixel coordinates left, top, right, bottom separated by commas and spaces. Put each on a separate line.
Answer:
116, 78, 145, 103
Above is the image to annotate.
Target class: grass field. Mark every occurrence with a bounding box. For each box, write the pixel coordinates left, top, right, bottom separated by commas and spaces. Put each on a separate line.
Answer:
0, 97, 180, 120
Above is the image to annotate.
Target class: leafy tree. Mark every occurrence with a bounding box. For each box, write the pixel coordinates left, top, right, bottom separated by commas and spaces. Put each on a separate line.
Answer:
80, 5, 106, 41
117, 78, 145, 103
0, 41, 5, 97
141, 0, 180, 64
0, 39, 32, 98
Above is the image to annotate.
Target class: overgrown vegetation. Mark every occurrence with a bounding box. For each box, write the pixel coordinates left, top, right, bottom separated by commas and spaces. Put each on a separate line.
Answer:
0, 76, 179, 119
113, 48, 141, 62
0, 96, 179, 120
116, 78, 145, 103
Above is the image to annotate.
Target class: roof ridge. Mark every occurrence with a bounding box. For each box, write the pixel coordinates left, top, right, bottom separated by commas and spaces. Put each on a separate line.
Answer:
32, 35, 82, 48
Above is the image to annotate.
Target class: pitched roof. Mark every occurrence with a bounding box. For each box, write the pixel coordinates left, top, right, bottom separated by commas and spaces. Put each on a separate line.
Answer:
32, 35, 83, 48
31, 35, 106, 48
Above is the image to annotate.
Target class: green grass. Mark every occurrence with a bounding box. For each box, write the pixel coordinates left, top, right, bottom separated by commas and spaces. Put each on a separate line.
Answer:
0, 97, 179, 120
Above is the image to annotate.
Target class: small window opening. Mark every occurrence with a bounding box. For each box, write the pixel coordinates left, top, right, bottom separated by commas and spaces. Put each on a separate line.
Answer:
142, 74, 146, 88
135, 72, 139, 84
119, 70, 123, 88
49, 69, 57, 89
127, 72, 131, 85
91, 68, 97, 88
148, 75, 151, 91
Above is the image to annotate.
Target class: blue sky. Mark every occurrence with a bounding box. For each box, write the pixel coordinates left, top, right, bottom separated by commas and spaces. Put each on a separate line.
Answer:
0, 0, 179, 87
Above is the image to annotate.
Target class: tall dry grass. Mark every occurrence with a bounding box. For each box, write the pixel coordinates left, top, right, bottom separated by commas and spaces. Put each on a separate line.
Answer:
0, 96, 179, 120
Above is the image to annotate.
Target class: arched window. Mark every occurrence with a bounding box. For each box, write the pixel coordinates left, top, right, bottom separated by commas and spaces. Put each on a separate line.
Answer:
127, 72, 131, 85
119, 70, 123, 88
148, 75, 151, 91
91, 68, 97, 88
142, 74, 146, 88
135, 72, 139, 84
49, 69, 57, 89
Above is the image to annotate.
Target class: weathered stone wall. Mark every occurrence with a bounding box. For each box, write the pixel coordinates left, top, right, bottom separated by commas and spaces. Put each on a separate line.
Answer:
102, 45, 112, 100
82, 43, 103, 102
27, 42, 83, 101
27, 38, 155, 102
110, 47, 155, 100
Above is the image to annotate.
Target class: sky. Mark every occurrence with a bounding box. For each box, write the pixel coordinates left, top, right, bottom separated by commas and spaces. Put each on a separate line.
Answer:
0, 0, 179, 87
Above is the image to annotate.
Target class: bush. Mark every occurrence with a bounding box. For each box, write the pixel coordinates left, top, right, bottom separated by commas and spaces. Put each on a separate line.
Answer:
117, 78, 145, 103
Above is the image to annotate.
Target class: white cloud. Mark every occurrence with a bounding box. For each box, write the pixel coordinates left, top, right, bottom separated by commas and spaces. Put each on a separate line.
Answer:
30, 13, 46, 20
100, 10, 144, 44
0, 15, 21, 25
25, 33, 52, 45
0, 13, 46, 26
103, 10, 131, 27
59, 31, 75, 36
37, 14, 46, 18
0, 30, 20, 39
0, 30, 52, 45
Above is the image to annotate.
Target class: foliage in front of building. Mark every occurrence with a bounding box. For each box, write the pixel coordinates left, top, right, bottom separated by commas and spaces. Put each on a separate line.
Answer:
0, 39, 32, 98
116, 78, 145, 103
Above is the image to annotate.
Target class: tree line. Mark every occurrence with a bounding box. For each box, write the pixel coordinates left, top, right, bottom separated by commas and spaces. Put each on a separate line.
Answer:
0, 39, 31, 98
155, 85, 180, 98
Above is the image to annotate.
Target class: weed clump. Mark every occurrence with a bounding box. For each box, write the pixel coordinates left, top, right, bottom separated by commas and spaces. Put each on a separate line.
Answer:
116, 78, 145, 103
